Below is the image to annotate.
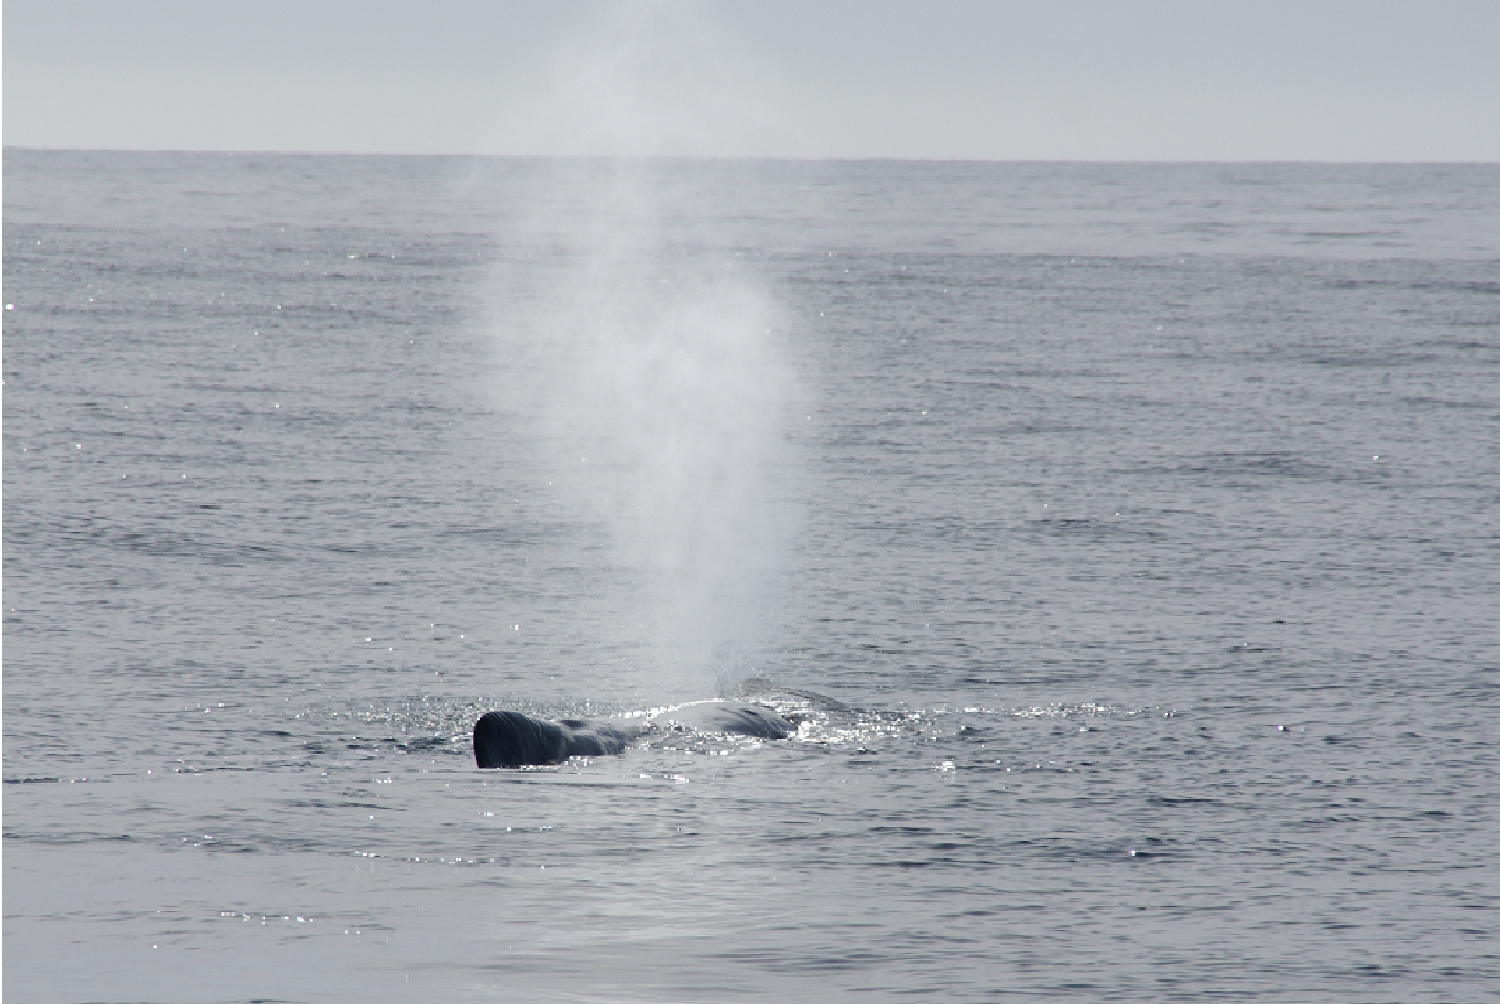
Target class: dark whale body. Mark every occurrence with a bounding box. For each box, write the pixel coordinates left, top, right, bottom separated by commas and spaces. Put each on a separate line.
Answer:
473, 701, 793, 768
472, 711, 640, 768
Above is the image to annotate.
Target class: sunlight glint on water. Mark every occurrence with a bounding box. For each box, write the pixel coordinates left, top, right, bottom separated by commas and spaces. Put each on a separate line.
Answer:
4, 151, 1498, 1003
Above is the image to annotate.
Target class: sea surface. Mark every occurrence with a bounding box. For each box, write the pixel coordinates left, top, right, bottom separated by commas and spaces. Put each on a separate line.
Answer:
4, 150, 1499, 1002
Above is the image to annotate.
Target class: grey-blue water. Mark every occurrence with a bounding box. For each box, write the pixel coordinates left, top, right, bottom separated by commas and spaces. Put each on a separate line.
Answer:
4, 150, 1499, 1002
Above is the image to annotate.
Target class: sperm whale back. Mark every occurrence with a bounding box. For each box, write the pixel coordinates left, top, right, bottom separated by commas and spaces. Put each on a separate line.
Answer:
473, 700, 793, 768
648, 701, 791, 738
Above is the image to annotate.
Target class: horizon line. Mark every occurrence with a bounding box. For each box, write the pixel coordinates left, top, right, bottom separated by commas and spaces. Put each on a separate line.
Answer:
6, 145, 1497, 167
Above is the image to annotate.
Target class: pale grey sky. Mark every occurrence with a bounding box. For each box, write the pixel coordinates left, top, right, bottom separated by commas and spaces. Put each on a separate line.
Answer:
5, 0, 1497, 160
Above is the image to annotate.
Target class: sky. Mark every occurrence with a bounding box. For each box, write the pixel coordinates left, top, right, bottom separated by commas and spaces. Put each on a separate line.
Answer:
4, 0, 1498, 161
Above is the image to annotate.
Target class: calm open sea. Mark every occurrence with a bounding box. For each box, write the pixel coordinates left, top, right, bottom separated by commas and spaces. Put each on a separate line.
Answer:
4, 150, 1499, 1002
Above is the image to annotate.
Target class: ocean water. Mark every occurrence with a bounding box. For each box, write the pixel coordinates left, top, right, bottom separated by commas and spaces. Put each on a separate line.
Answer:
4, 150, 1499, 1002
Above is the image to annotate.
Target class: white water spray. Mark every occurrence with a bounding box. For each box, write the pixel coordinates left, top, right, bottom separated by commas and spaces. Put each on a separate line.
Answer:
489, 5, 798, 698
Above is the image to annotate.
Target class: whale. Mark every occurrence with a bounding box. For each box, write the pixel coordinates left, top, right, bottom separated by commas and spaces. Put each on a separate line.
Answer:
473, 700, 794, 768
